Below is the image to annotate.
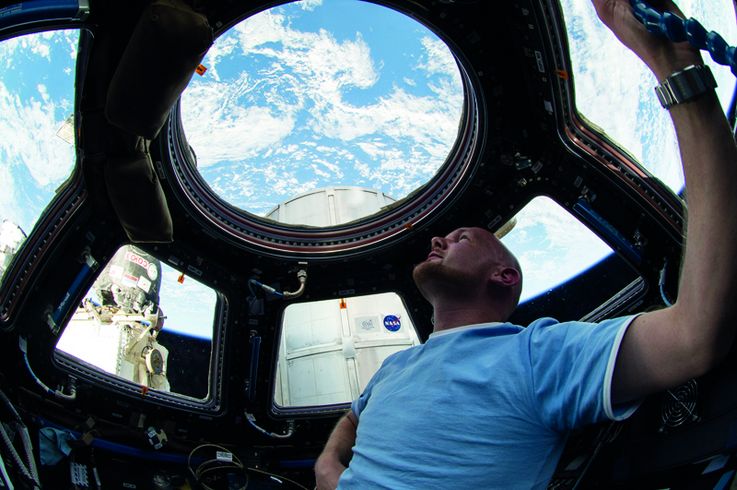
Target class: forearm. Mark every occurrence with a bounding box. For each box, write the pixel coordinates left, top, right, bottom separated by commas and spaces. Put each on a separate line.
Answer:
669, 89, 737, 361
314, 412, 357, 489
597, 0, 737, 402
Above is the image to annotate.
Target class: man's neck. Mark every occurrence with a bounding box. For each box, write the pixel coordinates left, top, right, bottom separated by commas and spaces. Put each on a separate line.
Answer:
431, 304, 506, 334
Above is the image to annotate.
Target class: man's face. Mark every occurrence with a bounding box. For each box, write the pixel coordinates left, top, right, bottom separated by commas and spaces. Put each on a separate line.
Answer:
412, 227, 510, 299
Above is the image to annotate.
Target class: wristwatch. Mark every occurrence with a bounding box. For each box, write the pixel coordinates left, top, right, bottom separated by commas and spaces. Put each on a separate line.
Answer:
655, 64, 717, 109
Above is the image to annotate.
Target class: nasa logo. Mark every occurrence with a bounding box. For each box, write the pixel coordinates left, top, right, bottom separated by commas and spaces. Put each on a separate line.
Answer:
147, 263, 158, 281
383, 315, 401, 332
125, 251, 149, 269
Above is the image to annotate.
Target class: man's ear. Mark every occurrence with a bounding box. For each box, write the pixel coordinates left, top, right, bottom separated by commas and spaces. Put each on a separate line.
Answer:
490, 266, 521, 288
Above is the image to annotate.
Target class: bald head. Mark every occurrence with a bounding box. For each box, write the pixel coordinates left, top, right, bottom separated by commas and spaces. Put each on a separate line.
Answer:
476, 228, 524, 310
413, 227, 523, 320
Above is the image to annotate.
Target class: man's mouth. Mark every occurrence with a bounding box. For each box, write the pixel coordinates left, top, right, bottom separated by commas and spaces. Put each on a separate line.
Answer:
426, 252, 442, 261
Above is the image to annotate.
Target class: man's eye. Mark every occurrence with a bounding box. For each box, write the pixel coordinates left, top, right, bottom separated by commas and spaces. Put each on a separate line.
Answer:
460, 235, 469, 241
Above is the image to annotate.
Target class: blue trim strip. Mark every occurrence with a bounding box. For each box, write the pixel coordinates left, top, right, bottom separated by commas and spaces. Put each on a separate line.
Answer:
35, 417, 191, 464
52, 260, 95, 327
573, 199, 641, 265
0, 1, 82, 32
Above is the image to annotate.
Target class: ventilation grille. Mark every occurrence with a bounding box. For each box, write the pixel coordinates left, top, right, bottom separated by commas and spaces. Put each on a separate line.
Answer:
660, 378, 699, 431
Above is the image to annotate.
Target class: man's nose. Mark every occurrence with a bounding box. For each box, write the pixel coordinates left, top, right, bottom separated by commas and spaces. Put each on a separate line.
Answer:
431, 236, 446, 250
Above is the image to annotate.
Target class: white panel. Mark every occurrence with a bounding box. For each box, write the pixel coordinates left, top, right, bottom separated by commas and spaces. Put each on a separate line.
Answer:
282, 191, 332, 226
334, 188, 392, 224
264, 187, 396, 227
56, 314, 123, 374
286, 351, 352, 406
283, 300, 342, 353
276, 292, 422, 408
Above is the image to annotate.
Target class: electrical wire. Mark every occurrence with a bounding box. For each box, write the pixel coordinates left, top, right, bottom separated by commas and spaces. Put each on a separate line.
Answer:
187, 443, 246, 490
187, 443, 310, 490
18, 337, 76, 401
245, 412, 295, 439
0, 390, 40, 489
245, 466, 310, 490
248, 264, 308, 301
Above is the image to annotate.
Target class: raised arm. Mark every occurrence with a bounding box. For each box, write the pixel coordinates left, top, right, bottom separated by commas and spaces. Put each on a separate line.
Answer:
314, 412, 358, 490
591, 0, 737, 403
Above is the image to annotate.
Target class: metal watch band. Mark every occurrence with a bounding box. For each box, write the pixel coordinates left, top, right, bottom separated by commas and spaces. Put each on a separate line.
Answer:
655, 64, 717, 109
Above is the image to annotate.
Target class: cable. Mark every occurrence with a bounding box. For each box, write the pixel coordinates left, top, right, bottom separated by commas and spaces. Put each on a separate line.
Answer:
245, 467, 310, 490
18, 337, 76, 401
186, 443, 310, 490
282, 269, 307, 299
244, 412, 295, 439
631, 0, 737, 75
187, 444, 246, 490
248, 263, 309, 301
248, 279, 284, 299
0, 390, 40, 489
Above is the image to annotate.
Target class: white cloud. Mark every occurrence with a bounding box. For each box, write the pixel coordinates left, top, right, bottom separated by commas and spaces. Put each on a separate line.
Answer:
37, 84, 50, 103
200, 34, 238, 82
416, 36, 458, 78
181, 81, 295, 167
0, 82, 75, 188
502, 197, 611, 301
299, 0, 323, 11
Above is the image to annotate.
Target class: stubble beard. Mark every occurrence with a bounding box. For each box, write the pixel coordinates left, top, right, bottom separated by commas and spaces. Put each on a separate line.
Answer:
412, 260, 476, 302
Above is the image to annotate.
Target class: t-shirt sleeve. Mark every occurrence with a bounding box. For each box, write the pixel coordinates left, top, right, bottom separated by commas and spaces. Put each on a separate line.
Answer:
350, 357, 391, 419
527, 315, 641, 432
351, 379, 373, 419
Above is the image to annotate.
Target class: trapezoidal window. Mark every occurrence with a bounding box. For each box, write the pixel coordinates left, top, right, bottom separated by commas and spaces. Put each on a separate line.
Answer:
501, 196, 641, 324
55, 245, 218, 401
560, 0, 737, 194
273, 292, 420, 408
0, 29, 79, 284
179, 0, 463, 226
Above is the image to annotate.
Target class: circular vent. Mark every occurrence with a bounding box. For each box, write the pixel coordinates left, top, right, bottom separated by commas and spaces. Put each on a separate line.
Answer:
660, 378, 699, 430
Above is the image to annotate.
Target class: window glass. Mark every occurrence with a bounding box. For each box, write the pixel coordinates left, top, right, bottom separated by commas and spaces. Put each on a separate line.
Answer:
274, 292, 419, 407
180, 0, 463, 225
501, 196, 613, 303
560, 0, 737, 193
55, 245, 217, 399
0, 30, 79, 283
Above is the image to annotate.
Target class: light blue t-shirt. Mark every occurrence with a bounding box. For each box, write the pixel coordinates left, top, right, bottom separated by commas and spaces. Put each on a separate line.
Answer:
338, 316, 640, 489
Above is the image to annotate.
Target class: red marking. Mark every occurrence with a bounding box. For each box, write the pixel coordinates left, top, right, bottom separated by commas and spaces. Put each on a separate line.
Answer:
196, 64, 207, 76
177, 273, 185, 284
555, 69, 569, 80
339, 298, 346, 309
140, 386, 149, 396
125, 251, 149, 269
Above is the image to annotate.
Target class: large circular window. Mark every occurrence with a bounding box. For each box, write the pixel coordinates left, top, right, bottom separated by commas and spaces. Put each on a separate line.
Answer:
172, 0, 479, 255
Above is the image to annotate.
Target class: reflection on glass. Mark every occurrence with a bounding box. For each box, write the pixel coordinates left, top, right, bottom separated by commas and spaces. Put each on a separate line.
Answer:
180, 0, 463, 222
274, 292, 420, 407
56, 246, 217, 399
560, 0, 737, 194
0, 29, 79, 284
501, 196, 613, 303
